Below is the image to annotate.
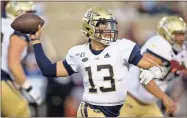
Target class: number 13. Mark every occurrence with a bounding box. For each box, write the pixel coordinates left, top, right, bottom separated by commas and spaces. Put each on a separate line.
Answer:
85, 64, 116, 93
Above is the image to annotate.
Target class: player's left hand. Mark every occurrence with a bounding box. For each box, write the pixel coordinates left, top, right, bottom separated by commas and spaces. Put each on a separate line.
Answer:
140, 69, 154, 85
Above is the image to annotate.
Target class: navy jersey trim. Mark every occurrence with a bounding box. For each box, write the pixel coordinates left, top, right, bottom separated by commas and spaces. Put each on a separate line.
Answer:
89, 44, 104, 55
62, 60, 76, 76
128, 44, 143, 65
84, 103, 88, 117
86, 102, 122, 117
12, 31, 30, 42
80, 103, 84, 117
172, 47, 179, 55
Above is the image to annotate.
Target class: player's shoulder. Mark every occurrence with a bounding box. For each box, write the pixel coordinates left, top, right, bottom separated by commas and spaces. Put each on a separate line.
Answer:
142, 35, 173, 60
146, 35, 170, 46
143, 35, 172, 50
111, 38, 136, 49
67, 43, 89, 56
115, 38, 135, 45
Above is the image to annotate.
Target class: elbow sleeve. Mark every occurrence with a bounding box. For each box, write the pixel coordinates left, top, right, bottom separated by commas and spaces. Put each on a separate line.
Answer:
33, 43, 57, 77
40, 63, 57, 77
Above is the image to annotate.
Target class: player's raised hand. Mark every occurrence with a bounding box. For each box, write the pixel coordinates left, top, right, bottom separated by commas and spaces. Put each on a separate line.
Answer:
162, 96, 176, 115
30, 25, 41, 40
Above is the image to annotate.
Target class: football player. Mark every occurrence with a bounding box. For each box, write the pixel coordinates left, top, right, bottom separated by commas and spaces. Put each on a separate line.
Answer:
120, 16, 187, 117
1, 1, 42, 117
30, 8, 176, 117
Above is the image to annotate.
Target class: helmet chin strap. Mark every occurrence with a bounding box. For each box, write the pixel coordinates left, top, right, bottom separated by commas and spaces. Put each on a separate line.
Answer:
100, 39, 111, 45
93, 37, 111, 45
93, 32, 112, 45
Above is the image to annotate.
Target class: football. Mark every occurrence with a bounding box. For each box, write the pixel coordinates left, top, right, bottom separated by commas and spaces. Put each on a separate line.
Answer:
11, 13, 45, 34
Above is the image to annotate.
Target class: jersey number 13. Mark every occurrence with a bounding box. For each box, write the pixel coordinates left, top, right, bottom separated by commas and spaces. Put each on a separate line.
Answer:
85, 64, 116, 93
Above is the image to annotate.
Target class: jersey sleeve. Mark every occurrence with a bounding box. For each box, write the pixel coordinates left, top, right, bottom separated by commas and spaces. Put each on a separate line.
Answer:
63, 46, 79, 75
12, 31, 30, 42
119, 39, 143, 65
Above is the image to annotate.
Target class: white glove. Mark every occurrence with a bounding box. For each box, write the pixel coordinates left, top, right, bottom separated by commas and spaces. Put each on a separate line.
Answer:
140, 69, 154, 85
21, 80, 42, 105
149, 66, 162, 79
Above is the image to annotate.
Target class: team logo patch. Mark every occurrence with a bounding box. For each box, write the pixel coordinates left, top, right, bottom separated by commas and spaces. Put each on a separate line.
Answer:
82, 57, 88, 62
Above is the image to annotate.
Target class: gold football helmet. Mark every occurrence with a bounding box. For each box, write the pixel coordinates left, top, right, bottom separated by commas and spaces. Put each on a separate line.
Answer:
157, 16, 187, 45
5, 1, 36, 19
81, 7, 118, 45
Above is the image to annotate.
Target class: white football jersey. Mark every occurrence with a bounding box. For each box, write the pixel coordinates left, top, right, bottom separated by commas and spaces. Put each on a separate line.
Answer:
172, 47, 187, 68
65, 39, 140, 106
128, 35, 187, 104
1, 18, 28, 78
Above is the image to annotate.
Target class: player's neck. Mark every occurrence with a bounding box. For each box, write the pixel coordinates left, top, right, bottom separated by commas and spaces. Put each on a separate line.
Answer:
90, 39, 105, 51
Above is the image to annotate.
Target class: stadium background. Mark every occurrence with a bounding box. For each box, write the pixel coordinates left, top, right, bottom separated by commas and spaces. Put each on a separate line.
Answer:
1, 1, 187, 117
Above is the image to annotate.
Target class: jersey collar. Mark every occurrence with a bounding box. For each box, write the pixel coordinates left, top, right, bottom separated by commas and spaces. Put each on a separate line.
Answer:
89, 43, 104, 55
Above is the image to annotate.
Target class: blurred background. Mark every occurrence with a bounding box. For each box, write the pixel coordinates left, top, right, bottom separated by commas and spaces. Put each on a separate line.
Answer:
1, 1, 187, 117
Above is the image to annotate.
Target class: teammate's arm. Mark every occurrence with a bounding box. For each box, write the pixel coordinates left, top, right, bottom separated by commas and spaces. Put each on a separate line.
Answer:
128, 44, 176, 114
8, 34, 28, 86
8, 32, 42, 104
30, 25, 70, 77
145, 80, 176, 114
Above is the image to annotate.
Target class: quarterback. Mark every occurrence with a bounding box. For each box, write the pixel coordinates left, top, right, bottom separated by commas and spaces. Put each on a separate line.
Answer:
1, 1, 42, 117
30, 8, 176, 117
120, 16, 187, 117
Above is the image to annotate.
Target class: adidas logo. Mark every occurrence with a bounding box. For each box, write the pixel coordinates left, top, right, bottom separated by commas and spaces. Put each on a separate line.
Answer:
104, 53, 110, 58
